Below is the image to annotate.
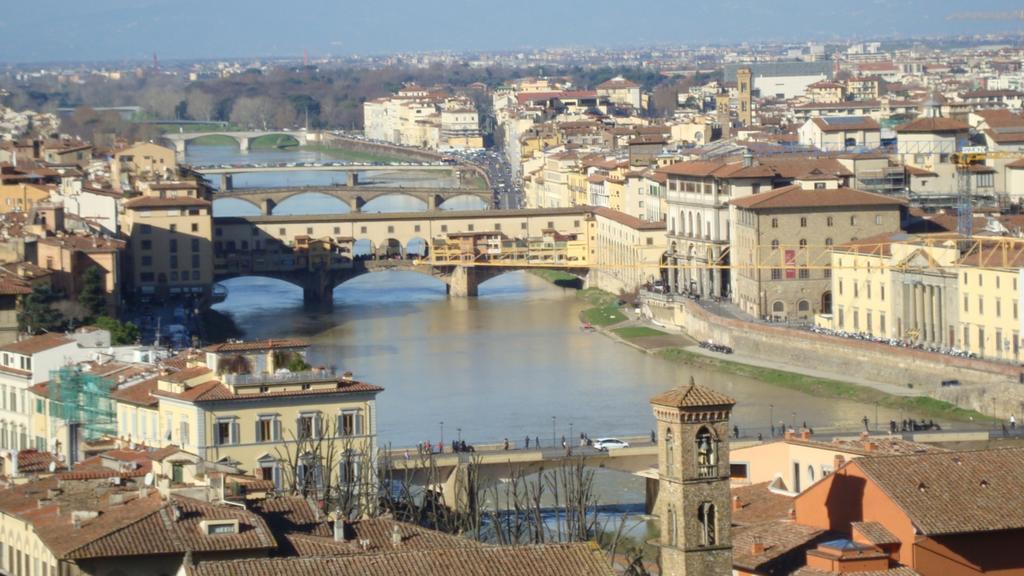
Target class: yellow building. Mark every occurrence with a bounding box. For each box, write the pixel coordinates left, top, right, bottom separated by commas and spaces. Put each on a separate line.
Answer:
114, 141, 177, 178
958, 243, 1023, 361
123, 180, 213, 300
590, 207, 666, 294
0, 184, 53, 214
822, 234, 1024, 360
142, 339, 381, 492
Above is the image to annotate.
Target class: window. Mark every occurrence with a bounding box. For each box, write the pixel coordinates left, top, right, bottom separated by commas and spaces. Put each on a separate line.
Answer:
191, 223, 199, 232
771, 218, 778, 228
387, 225, 394, 233
875, 215, 882, 225
979, 297, 984, 315
441, 225, 448, 233
180, 418, 190, 447
169, 239, 178, 253
696, 427, 717, 478
800, 217, 807, 227
468, 224, 475, 231
814, 182, 826, 190
771, 268, 782, 280
850, 216, 857, 226
964, 325, 970, 347
214, 419, 236, 446
141, 255, 153, 267
256, 416, 280, 442
771, 239, 779, 250
799, 239, 807, 248
35, 399, 44, 414
279, 228, 287, 236
698, 502, 717, 546
997, 298, 1002, 317
521, 222, 528, 230
825, 238, 833, 246
799, 269, 809, 279
360, 226, 367, 234
306, 227, 314, 235
141, 240, 152, 250
169, 224, 177, 232
964, 295, 969, 313
298, 413, 319, 440
827, 216, 834, 227
338, 410, 363, 436
334, 227, 341, 234
192, 254, 201, 268
191, 239, 200, 252
667, 504, 678, 546
414, 225, 421, 233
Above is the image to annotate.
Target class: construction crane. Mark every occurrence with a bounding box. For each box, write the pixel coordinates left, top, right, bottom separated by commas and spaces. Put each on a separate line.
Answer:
951, 148, 1024, 237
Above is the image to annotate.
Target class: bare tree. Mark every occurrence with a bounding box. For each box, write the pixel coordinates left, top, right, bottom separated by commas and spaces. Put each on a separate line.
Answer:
186, 90, 216, 122
230, 96, 275, 130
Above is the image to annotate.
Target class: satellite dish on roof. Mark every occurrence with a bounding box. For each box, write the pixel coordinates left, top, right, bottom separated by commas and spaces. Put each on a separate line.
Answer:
144, 472, 154, 487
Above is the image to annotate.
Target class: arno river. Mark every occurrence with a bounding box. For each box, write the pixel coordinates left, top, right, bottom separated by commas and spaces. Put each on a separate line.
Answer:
196, 143, 924, 504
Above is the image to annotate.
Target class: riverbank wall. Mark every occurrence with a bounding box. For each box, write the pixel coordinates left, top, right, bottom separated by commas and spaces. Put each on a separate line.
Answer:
644, 296, 1024, 419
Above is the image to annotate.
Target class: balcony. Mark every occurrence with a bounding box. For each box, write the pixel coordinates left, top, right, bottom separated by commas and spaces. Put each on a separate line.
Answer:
223, 368, 338, 388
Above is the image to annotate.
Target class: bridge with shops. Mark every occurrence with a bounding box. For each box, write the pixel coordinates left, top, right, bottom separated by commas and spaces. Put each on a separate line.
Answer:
191, 162, 472, 190
211, 207, 594, 304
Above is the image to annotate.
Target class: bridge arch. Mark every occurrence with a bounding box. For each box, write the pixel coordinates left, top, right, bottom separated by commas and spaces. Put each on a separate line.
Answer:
357, 192, 429, 213
212, 197, 263, 217
436, 193, 491, 211
248, 133, 301, 149
270, 192, 352, 216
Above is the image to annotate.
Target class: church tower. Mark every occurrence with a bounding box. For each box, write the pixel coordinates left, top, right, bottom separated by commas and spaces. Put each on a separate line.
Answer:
651, 377, 735, 576
736, 67, 753, 127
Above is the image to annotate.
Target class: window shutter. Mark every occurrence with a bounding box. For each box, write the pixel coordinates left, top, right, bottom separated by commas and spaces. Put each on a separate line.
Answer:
355, 411, 363, 436
336, 414, 345, 437
255, 421, 262, 443
273, 419, 282, 442
232, 422, 240, 445
315, 414, 322, 439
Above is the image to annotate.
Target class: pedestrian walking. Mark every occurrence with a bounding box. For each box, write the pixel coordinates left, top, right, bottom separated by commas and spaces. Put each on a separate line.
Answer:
770, 424, 775, 437
503, 438, 510, 451
525, 436, 530, 449
404, 450, 410, 461
1012, 414, 1017, 431
733, 425, 739, 439
535, 436, 540, 448
862, 416, 870, 432
561, 438, 567, 449
650, 430, 656, 443
757, 433, 763, 441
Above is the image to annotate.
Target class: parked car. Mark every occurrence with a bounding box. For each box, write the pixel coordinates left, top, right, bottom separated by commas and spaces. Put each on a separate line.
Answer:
941, 379, 961, 387
593, 438, 630, 451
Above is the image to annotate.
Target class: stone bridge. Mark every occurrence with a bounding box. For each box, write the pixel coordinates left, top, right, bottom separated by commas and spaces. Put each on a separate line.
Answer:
213, 185, 495, 214
211, 207, 596, 305
161, 130, 311, 156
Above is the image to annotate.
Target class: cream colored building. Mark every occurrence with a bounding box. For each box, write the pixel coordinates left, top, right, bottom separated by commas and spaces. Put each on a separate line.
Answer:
590, 207, 666, 294
797, 116, 881, 152
123, 180, 213, 300
896, 117, 970, 197
114, 141, 177, 178
596, 76, 642, 109
958, 242, 1024, 361
144, 340, 381, 492
730, 185, 903, 321
363, 86, 482, 150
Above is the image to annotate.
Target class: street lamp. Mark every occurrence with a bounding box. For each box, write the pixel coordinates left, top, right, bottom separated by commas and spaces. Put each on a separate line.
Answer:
570, 422, 574, 445
791, 412, 796, 431
769, 404, 774, 437
440, 421, 444, 450
457, 427, 462, 443
552, 416, 557, 448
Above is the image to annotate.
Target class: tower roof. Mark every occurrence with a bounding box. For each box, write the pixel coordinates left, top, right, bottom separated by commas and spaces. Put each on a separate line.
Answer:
650, 378, 735, 409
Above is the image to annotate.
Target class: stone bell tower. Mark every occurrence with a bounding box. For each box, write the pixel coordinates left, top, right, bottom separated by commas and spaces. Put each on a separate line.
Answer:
650, 377, 735, 576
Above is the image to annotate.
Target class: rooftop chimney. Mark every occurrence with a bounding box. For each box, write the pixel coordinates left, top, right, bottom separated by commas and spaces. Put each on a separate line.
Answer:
800, 429, 812, 440
833, 455, 846, 470
742, 151, 754, 168
751, 540, 765, 555
391, 524, 403, 547
783, 430, 795, 440
731, 495, 743, 512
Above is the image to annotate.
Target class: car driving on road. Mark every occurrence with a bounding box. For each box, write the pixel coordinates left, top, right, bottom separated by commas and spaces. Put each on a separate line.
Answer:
592, 438, 630, 451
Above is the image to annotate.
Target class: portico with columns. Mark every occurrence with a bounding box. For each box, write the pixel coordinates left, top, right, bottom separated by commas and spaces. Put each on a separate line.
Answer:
891, 251, 958, 347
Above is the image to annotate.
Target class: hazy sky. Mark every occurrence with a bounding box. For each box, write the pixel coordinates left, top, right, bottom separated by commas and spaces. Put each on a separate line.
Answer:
2, 0, 1022, 63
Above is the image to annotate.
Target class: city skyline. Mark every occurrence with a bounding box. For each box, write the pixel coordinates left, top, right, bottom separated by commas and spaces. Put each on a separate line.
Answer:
1, 0, 1022, 63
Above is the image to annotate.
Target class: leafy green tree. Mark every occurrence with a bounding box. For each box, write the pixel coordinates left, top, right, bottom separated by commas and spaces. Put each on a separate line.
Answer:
77, 267, 107, 319
94, 316, 140, 345
18, 285, 66, 334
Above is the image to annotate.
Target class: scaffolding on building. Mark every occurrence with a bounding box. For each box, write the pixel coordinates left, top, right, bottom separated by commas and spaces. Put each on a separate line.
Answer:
48, 366, 117, 445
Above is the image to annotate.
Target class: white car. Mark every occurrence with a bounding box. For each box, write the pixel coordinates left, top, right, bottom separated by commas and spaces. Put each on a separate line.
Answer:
593, 438, 630, 451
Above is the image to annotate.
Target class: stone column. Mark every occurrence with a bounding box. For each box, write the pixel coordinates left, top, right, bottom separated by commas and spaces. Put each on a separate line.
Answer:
668, 255, 677, 294
925, 285, 935, 344
936, 287, 944, 346
448, 265, 479, 298
907, 284, 917, 339
921, 282, 929, 340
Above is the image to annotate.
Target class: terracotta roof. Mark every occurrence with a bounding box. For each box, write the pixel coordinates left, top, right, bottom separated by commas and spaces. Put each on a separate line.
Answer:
596, 77, 640, 90
852, 448, 1024, 535
124, 197, 211, 209
851, 521, 899, 545
730, 185, 905, 211
250, 496, 330, 538
65, 495, 276, 560
985, 127, 1024, 144
110, 377, 160, 407
286, 517, 484, 557
732, 482, 796, 527
14, 449, 66, 474
650, 380, 735, 409
895, 117, 969, 133
793, 568, 920, 576
732, 521, 824, 573
37, 234, 125, 253
811, 117, 881, 132
185, 543, 615, 576
162, 365, 214, 383
153, 379, 383, 404
202, 339, 309, 353
591, 207, 665, 231
0, 333, 74, 355
904, 165, 938, 177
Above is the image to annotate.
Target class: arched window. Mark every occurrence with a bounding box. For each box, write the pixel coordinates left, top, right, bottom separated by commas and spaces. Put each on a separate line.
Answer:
825, 238, 833, 247
696, 427, 716, 478
665, 428, 675, 476
799, 239, 807, 248
772, 301, 785, 313
827, 216, 834, 227
698, 502, 717, 546
771, 239, 779, 250
800, 217, 807, 227
798, 300, 810, 312
807, 465, 816, 483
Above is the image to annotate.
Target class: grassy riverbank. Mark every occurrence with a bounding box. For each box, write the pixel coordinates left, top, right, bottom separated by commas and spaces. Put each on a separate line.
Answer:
578, 288, 627, 326
659, 347, 993, 424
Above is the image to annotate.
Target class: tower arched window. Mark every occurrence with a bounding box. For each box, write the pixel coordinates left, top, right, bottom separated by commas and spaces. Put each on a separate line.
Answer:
667, 504, 678, 546
696, 427, 717, 478
698, 502, 717, 546
665, 428, 675, 476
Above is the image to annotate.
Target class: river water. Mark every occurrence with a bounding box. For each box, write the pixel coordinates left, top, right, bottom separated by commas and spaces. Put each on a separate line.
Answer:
195, 143, 926, 507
